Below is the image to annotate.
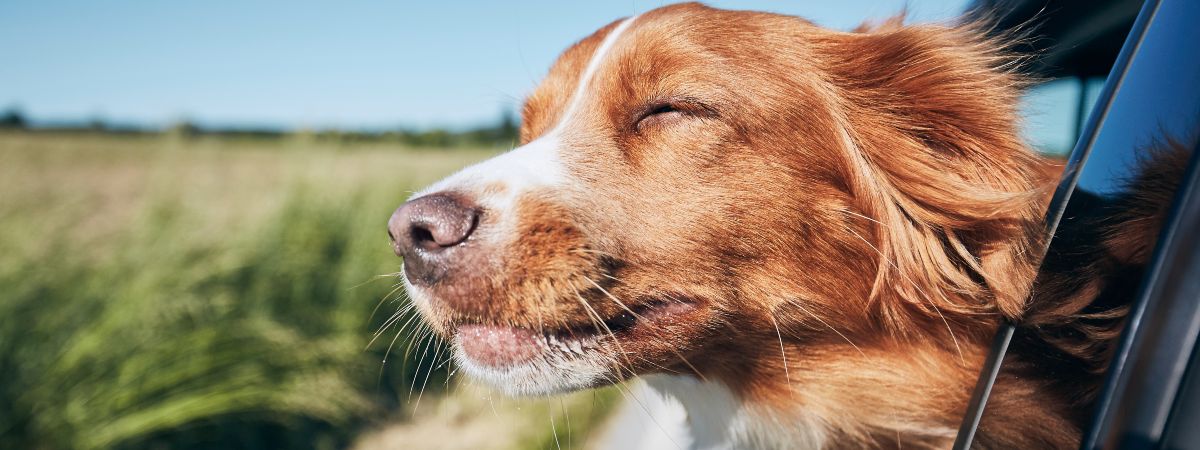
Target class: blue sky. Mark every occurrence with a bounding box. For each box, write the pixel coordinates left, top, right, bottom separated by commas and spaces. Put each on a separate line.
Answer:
0, 0, 1084, 150
2, 1, 973, 129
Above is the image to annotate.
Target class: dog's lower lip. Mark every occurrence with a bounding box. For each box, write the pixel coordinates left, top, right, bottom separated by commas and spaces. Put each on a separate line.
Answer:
455, 322, 606, 369
454, 299, 698, 368
455, 324, 544, 368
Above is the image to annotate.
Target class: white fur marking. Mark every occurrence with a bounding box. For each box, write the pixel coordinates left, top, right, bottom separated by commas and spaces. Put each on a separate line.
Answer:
639, 375, 829, 450
412, 14, 640, 206
548, 15, 639, 136
407, 14, 641, 393
589, 380, 692, 450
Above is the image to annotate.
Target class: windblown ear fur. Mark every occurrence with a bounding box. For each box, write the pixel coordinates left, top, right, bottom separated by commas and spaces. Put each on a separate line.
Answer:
812, 21, 1057, 336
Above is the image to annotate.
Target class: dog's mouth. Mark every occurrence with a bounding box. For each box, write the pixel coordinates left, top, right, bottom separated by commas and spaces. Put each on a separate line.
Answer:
453, 298, 699, 369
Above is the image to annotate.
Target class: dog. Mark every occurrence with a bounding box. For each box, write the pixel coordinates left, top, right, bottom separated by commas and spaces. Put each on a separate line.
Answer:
386, 3, 1171, 448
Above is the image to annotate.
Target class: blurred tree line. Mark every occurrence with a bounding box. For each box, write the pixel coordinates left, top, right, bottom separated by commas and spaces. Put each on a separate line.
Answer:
0, 106, 521, 149
0, 107, 27, 129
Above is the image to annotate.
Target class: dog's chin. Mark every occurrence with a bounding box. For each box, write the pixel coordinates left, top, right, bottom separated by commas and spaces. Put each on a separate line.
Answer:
451, 331, 615, 396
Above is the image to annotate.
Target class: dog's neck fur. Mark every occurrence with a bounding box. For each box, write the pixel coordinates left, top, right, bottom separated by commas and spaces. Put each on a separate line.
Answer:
645, 336, 1078, 449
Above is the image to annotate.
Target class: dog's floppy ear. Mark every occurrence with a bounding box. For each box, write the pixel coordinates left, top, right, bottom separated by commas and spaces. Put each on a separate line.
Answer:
813, 21, 1055, 333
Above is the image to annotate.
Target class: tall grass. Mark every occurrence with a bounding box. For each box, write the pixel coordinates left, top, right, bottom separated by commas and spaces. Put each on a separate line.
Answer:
0, 132, 491, 449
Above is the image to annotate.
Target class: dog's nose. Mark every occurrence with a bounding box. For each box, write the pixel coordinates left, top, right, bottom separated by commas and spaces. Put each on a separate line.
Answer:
388, 193, 480, 283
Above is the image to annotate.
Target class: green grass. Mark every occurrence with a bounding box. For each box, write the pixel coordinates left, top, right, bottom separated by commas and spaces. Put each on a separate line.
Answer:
0, 131, 500, 449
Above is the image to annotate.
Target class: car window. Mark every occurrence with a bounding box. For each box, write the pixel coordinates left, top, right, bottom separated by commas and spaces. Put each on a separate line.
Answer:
958, 0, 1200, 448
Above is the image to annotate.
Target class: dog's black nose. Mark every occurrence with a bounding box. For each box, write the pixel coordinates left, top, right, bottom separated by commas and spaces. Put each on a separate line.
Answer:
388, 193, 480, 284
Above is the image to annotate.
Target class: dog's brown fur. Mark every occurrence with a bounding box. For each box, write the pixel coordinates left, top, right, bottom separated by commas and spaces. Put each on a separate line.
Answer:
404, 3, 1187, 448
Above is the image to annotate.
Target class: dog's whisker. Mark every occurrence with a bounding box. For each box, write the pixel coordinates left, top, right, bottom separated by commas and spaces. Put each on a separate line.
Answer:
443, 362, 459, 388
927, 299, 966, 365
407, 325, 437, 401
432, 350, 455, 372
570, 290, 637, 378
631, 353, 687, 376
365, 280, 408, 325
846, 227, 966, 363
568, 247, 619, 258
769, 314, 793, 391
583, 277, 708, 382
560, 397, 572, 450
413, 331, 446, 412
571, 286, 648, 379
843, 209, 885, 226
369, 304, 422, 350
786, 298, 867, 358
377, 322, 408, 388
390, 311, 428, 352
548, 398, 563, 450
367, 304, 416, 349
400, 322, 434, 381
604, 378, 685, 450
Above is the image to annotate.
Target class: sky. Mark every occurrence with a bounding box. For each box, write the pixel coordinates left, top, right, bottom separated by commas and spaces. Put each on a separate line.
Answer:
1, 0, 977, 130
0, 0, 1086, 151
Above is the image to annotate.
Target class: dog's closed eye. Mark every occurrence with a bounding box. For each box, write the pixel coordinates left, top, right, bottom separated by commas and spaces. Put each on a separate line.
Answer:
633, 99, 715, 132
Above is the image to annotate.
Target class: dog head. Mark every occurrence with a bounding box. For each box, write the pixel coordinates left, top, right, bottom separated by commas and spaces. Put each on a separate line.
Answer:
389, 3, 1048, 399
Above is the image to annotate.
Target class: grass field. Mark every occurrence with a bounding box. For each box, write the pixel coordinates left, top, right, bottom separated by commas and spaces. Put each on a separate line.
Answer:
0, 131, 618, 450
